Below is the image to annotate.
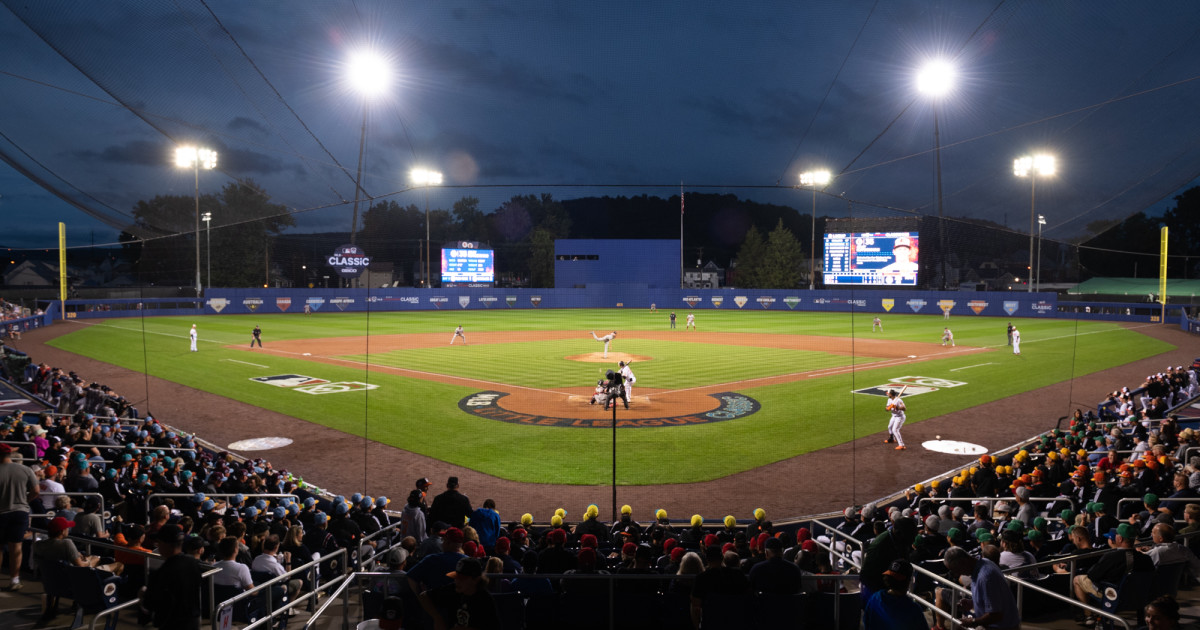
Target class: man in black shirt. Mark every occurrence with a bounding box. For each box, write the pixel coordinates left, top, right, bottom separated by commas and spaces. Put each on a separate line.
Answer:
142, 524, 203, 630
418, 557, 499, 630
428, 477, 472, 530
690, 547, 749, 628
1071, 523, 1154, 625
748, 537, 801, 594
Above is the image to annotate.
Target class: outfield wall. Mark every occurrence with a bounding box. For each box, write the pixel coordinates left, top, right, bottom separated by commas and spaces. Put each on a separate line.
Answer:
54, 288, 1190, 324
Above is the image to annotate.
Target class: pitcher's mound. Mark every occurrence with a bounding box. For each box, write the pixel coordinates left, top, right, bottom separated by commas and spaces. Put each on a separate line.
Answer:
565, 352, 652, 363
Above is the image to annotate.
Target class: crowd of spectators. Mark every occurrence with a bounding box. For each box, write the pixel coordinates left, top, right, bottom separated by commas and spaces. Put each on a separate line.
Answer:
0, 352, 1198, 629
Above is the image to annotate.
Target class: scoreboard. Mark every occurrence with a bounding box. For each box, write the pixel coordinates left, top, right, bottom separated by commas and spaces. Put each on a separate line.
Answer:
442, 248, 495, 283
823, 232, 919, 286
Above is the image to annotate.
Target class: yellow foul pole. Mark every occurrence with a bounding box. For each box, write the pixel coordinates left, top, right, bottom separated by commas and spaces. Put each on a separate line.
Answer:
1159, 225, 1168, 324
58, 222, 66, 319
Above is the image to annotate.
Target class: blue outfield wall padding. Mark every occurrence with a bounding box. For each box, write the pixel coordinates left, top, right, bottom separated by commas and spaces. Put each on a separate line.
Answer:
58, 289, 1179, 325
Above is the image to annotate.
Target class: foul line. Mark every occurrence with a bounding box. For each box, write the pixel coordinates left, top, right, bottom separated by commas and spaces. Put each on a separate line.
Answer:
222, 359, 269, 368
950, 363, 995, 371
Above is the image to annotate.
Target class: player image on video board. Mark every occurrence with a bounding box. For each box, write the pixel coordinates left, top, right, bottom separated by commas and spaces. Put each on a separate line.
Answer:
442, 248, 495, 283
823, 232, 919, 286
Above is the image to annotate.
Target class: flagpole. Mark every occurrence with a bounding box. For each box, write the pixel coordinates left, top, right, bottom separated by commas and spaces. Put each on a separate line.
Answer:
680, 182, 684, 288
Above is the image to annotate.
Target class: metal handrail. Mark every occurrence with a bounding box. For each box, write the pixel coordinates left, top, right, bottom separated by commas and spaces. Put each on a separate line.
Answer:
1005, 572, 1131, 630
85, 567, 222, 630
212, 548, 349, 630
1116, 496, 1194, 520
30, 492, 106, 522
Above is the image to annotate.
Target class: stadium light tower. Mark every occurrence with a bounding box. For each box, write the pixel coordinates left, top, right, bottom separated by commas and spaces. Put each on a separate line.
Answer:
799, 170, 832, 290
174, 146, 217, 298
410, 168, 443, 288
1037, 214, 1046, 291
916, 59, 956, 291
202, 212, 212, 289
1014, 154, 1056, 293
345, 51, 391, 248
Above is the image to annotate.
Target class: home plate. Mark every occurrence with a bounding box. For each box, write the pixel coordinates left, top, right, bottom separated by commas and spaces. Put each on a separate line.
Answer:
922, 439, 987, 455
228, 437, 294, 451
303, 353, 312, 356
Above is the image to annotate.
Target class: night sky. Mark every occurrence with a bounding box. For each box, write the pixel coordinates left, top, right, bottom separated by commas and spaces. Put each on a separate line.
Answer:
2, 1, 1199, 248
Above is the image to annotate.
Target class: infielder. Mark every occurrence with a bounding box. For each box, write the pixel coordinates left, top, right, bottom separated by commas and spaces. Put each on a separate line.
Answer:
872, 317, 883, 332
619, 361, 636, 401
591, 331, 616, 358
1012, 327, 1021, 355
251, 325, 263, 348
451, 325, 467, 345
941, 327, 955, 347
885, 388, 907, 450
686, 312, 695, 330
189, 324, 198, 352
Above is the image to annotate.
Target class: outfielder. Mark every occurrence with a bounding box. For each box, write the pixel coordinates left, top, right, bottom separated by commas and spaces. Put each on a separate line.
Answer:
619, 361, 636, 401
686, 312, 695, 330
941, 327, 955, 347
189, 324, 198, 352
451, 325, 467, 345
591, 331, 616, 358
872, 317, 883, 332
885, 388, 907, 450
1012, 327, 1021, 355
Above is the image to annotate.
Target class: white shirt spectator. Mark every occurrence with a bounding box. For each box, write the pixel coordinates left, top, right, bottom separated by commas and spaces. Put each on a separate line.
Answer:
252, 552, 287, 578
1146, 542, 1200, 574
215, 559, 254, 589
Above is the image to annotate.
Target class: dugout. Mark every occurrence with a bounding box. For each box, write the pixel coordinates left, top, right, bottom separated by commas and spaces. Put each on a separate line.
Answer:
554, 239, 681, 289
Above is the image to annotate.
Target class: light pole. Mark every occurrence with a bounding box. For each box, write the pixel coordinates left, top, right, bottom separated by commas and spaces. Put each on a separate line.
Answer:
174, 146, 217, 297
917, 60, 955, 291
410, 168, 443, 287
1014, 154, 1055, 293
345, 51, 391, 249
799, 170, 832, 290
202, 212, 212, 289
1036, 214, 1046, 291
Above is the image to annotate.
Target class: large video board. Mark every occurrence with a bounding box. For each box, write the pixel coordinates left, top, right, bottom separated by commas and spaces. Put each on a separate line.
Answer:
442, 248, 495, 283
823, 232, 919, 286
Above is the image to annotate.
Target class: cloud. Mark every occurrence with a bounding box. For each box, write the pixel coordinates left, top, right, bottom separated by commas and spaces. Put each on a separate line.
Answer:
228, 116, 269, 136
73, 140, 164, 167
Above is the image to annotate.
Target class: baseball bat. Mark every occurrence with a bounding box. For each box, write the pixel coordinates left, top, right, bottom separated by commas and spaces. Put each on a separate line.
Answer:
897, 385, 908, 397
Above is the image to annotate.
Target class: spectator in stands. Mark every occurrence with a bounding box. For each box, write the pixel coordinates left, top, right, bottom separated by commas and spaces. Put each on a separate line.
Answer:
1164, 472, 1198, 519
407, 526, 467, 593
610, 504, 642, 544
73, 496, 108, 539
997, 530, 1039, 579
859, 514, 918, 604
468, 498, 501, 551
748, 536, 801, 594
864, 558, 928, 630
493, 537, 521, 574
399, 489, 427, 543
213, 536, 253, 591
1140, 523, 1200, 573
142, 524, 203, 630
252, 534, 301, 598
0, 442, 38, 591
537, 528, 576, 575
940, 546, 1020, 630
417, 557, 499, 630
689, 546, 749, 629
1143, 595, 1183, 630
428, 476, 471, 530
575, 503, 610, 543
1071, 523, 1154, 626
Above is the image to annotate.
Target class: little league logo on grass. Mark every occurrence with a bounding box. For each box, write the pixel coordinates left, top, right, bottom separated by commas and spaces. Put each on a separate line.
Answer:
251, 374, 378, 394
459, 391, 761, 428
853, 375, 968, 398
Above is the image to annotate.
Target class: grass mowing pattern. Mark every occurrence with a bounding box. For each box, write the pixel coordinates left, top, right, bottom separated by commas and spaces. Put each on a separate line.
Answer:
47, 310, 1173, 484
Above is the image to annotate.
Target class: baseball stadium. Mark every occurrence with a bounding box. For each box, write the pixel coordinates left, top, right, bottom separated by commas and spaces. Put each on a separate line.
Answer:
2, 3, 1200, 630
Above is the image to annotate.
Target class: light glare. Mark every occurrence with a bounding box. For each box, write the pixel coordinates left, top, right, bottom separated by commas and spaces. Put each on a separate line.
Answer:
1014, 154, 1055, 177
347, 51, 390, 97
916, 60, 955, 97
799, 170, 832, 187
175, 146, 217, 170
410, 168, 443, 186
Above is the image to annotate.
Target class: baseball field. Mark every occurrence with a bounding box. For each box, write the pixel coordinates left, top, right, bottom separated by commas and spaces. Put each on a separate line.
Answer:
45, 309, 1173, 486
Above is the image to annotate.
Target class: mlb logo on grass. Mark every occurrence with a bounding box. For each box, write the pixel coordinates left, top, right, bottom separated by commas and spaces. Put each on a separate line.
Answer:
853, 375, 967, 397
296, 382, 379, 395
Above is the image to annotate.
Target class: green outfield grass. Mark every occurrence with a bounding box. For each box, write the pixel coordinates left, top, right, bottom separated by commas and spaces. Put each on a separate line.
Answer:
46, 309, 1174, 484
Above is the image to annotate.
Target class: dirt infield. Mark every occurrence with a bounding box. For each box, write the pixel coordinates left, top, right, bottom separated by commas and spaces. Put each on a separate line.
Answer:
18, 321, 1196, 521
256, 331, 986, 422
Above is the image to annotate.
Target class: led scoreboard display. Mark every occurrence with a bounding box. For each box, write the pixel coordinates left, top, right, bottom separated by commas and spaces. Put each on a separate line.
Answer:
823, 232, 919, 286
442, 247, 495, 283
